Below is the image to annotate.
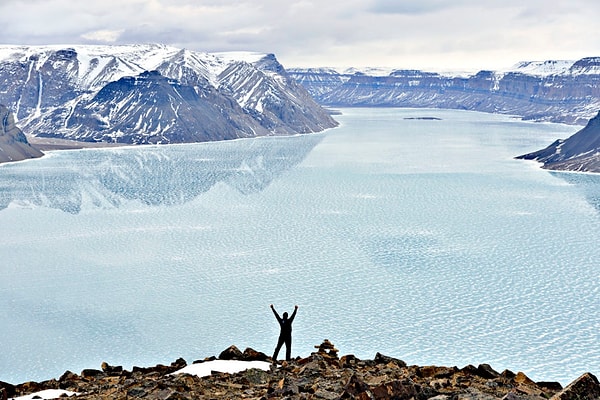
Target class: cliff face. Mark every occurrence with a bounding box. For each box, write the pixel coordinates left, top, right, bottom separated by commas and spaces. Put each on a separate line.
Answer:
0, 104, 43, 163
517, 111, 600, 172
289, 58, 600, 125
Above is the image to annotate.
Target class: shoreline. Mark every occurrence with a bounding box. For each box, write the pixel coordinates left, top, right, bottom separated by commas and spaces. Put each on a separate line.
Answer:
26, 136, 131, 151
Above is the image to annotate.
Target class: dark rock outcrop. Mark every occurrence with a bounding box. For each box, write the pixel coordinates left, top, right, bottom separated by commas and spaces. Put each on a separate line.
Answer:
517, 110, 600, 172
0, 104, 43, 163
551, 372, 600, 400
7, 341, 598, 400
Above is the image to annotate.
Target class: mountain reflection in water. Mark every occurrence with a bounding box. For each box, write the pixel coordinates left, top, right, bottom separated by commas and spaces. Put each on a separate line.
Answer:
0, 133, 324, 214
550, 171, 600, 213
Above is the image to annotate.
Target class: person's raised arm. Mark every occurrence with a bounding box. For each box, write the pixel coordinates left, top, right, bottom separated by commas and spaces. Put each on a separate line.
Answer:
289, 305, 298, 322
270, 304, 282, 322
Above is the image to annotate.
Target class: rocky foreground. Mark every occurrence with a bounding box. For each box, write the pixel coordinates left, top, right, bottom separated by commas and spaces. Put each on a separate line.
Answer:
1, 340, 599, 400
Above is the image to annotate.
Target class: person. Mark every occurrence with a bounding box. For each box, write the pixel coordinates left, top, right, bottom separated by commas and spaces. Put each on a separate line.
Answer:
270, 304, 298, 362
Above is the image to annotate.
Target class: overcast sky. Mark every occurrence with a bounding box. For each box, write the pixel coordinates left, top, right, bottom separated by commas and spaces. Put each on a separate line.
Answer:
2, 0, 600, 72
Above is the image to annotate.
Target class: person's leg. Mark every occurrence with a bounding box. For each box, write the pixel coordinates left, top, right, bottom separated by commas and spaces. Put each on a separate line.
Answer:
273, 336, 285, 361
285, 337, 292, 361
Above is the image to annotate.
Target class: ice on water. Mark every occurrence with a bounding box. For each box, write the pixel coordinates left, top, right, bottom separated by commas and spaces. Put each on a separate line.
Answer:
0, 109, 598, 385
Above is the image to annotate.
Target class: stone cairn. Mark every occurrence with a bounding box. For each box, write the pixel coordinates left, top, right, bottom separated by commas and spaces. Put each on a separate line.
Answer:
313, 339, 339, 360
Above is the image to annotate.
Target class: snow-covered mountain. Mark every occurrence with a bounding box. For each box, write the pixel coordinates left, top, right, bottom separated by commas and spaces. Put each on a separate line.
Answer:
288, 57, 600, 125
0, 44, 337, 144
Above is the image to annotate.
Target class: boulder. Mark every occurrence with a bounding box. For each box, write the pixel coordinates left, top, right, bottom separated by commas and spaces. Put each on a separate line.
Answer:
550, 372, 600, 400
218, 345, 244, 360
374, 352, 407, 367
341, 373, 370, 397
477, 364, 501, 379
0, 381, 15, 399
242, 347, 270, 362
101, 361, 124, 375
371, 379, 419, 400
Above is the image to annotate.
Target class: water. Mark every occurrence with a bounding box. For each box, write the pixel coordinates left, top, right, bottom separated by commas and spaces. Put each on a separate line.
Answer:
0, 108, 598, 385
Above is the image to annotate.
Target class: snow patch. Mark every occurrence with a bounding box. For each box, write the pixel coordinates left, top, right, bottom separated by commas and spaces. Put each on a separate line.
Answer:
502, 60, 575, 77
171, 360, 272, 378
10, 389, 78, 400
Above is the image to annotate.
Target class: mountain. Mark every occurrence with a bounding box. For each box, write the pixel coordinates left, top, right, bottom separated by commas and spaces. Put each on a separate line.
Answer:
0, 44, 337, 145
516, 111, 600, 172
288, 57, 600, 125
0, 104, 43, 162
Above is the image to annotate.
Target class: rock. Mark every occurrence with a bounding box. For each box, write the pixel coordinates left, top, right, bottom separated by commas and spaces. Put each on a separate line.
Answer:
502, 393, 524, 400
242, 347, 270, 362
340, 354, 361, 368
374, 352, 407, 367
193, 356, 217, 364
341, 373, 370, 397
127, 387, 148, 397
514, 371, 536, 386
537, 381, 563, 392
0, 382, 15, 399
81, 368, 104, 378
243, 368, 270, 385
219, 345, 244, 360
417, 366, 457, 379
170, 358, 187, 370
501, 370, 517, 380
270, 375, 299, 397
101, 361, 124, 375
461, 364, 480, 376
371, 379, 419, 400
477, 364, 501, 379
550, 372, 600, 400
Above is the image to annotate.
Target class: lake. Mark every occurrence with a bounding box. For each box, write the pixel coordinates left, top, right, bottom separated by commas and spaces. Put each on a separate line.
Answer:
0, 108, 598, 385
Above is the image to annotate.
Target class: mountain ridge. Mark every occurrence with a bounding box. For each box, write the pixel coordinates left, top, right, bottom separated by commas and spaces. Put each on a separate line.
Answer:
0, 44, 337, 147
517, 110, 600, 172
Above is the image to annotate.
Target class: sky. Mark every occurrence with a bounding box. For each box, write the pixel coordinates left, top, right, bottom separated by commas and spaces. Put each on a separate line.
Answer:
1, 0, 600, 72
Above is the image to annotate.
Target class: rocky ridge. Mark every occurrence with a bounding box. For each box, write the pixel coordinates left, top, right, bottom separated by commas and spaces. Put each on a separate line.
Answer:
2, 341, 599, 400
517, 110, 600, 172
0, 104, 43, 163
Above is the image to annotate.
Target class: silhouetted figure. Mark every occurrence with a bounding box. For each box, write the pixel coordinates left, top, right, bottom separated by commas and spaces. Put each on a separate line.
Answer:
271, 304, 298, 362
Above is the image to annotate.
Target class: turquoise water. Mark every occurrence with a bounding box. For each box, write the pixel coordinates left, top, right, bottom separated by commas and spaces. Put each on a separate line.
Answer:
0, 108, 598, 385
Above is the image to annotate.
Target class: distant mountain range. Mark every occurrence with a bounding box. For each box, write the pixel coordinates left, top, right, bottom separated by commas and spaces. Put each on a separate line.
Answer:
288, 58, 600, 125
0, 44, 337, 150
289, 59, 600, 173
